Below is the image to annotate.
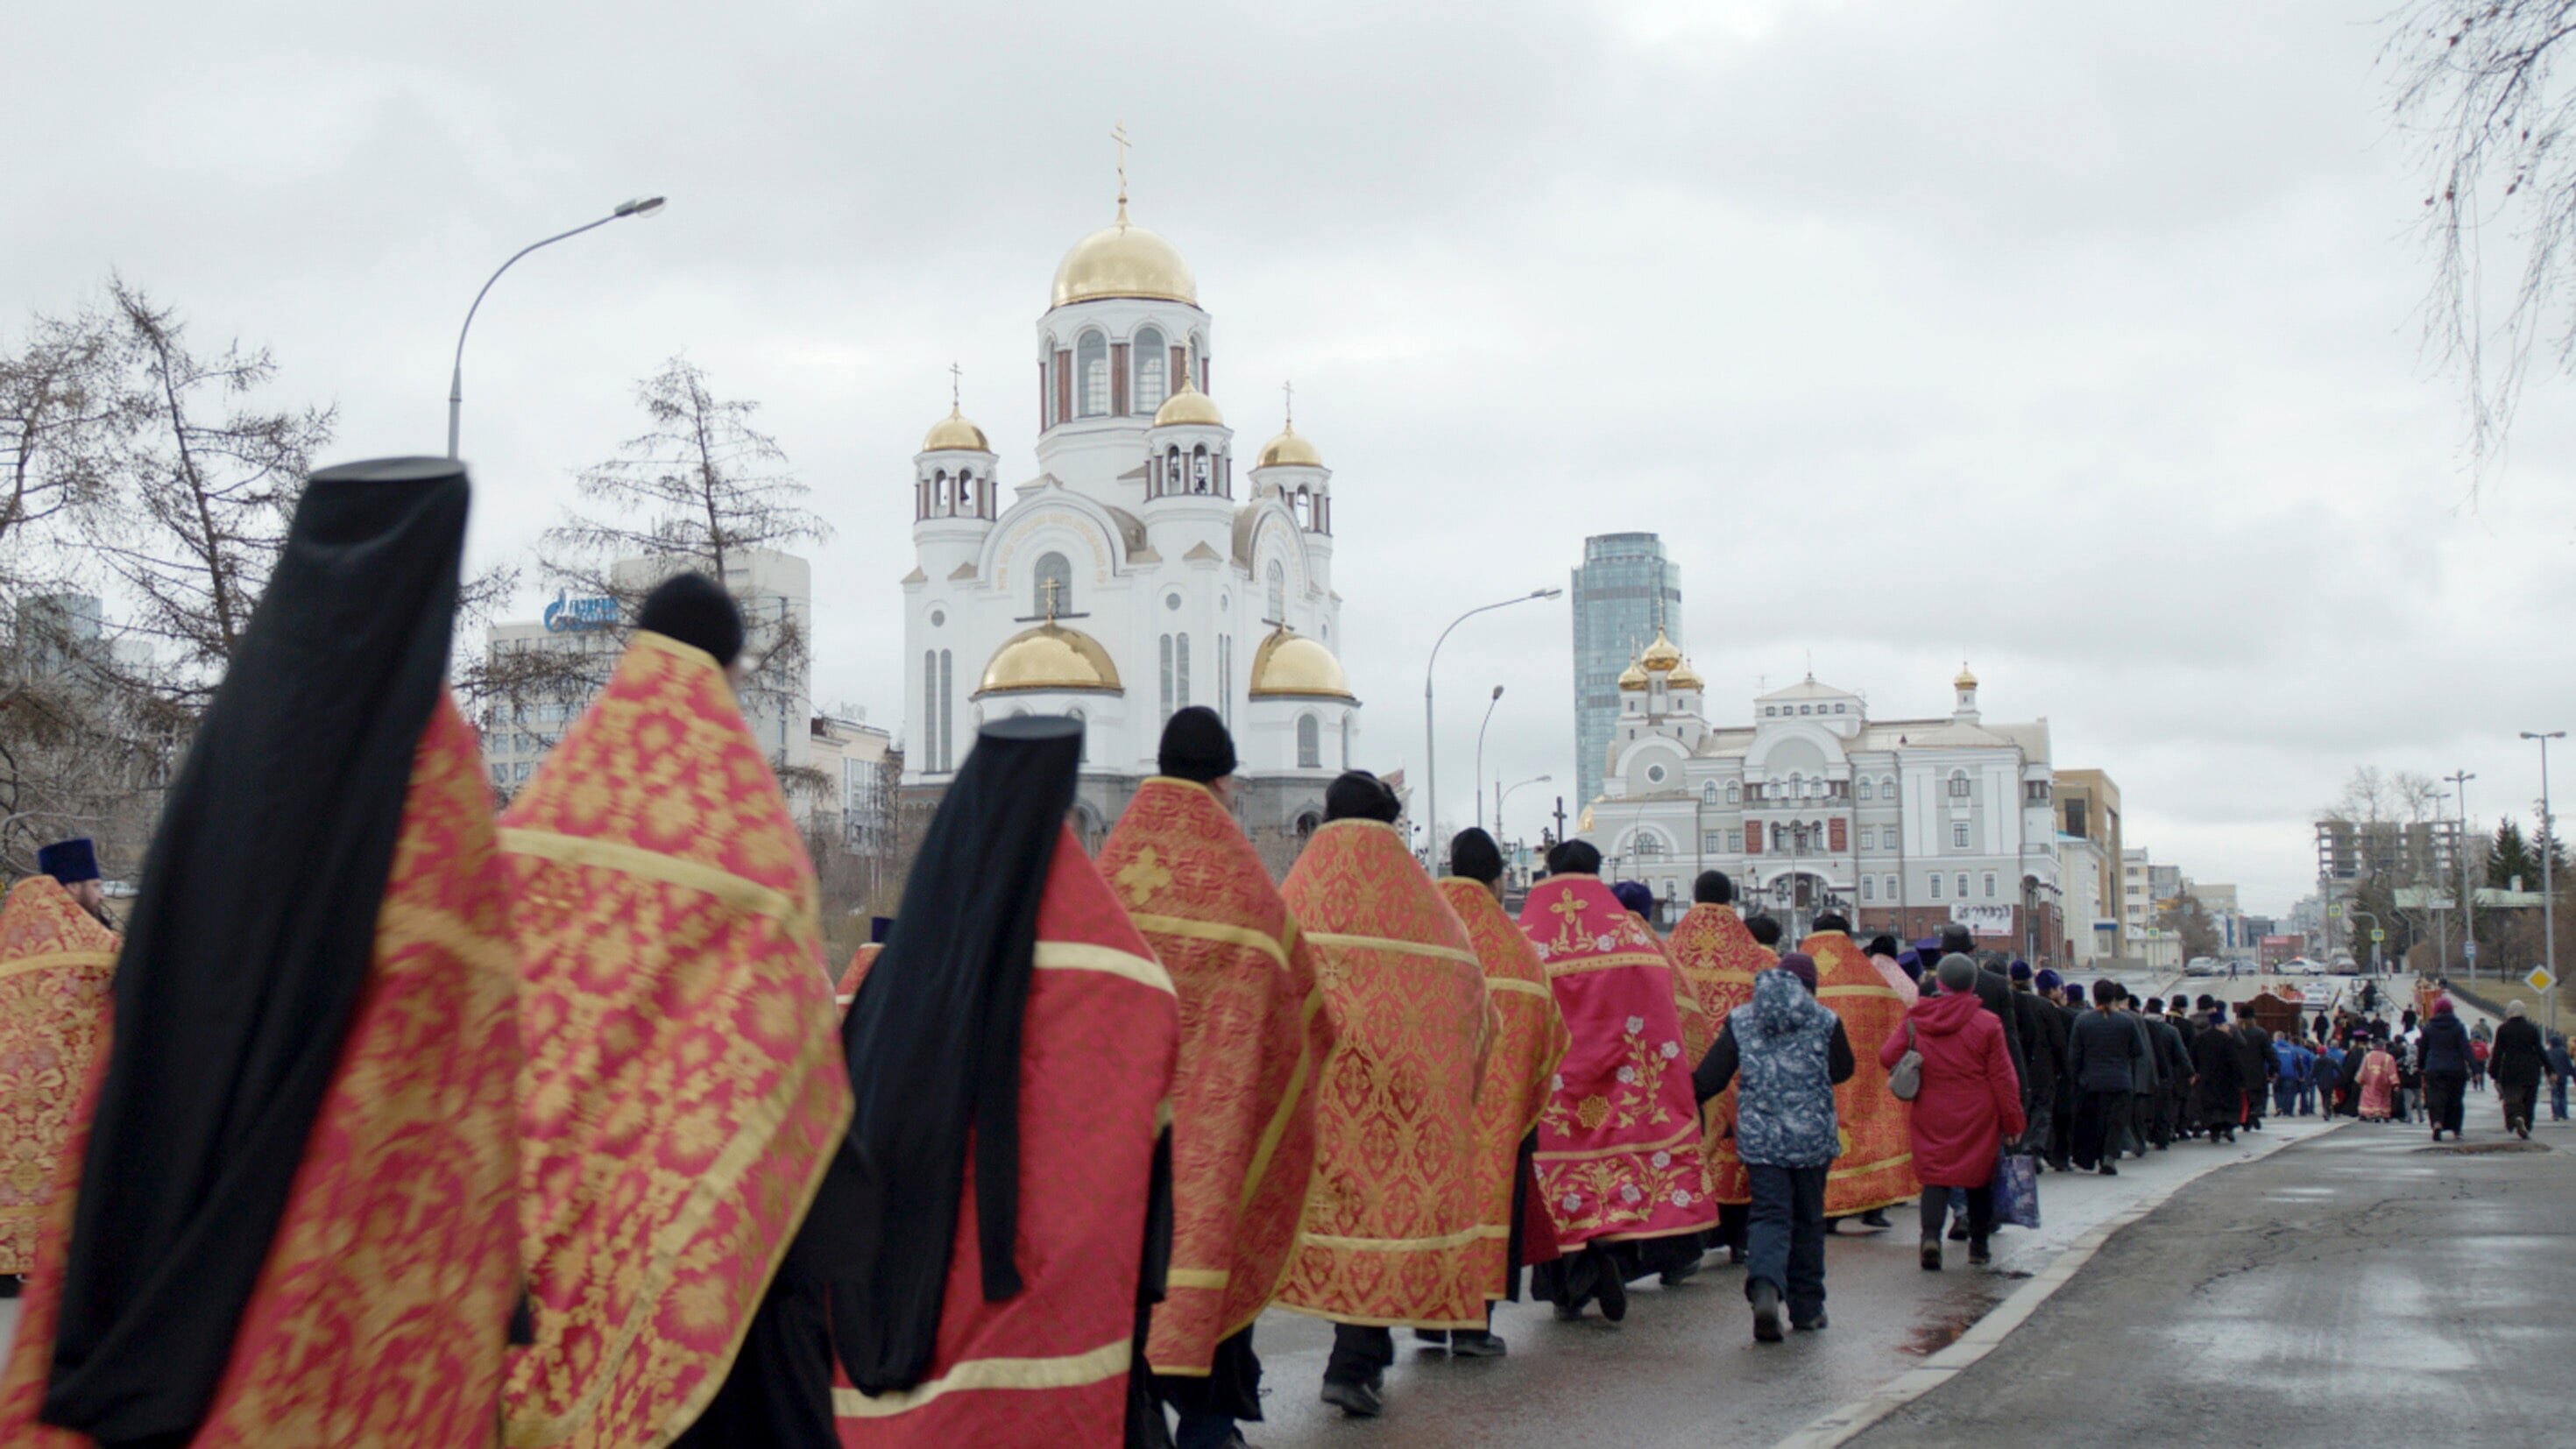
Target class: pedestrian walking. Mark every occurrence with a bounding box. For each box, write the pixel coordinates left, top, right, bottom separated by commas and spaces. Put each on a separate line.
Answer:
1887, 956, 2026, 1271
1693, 952, 1855, 1343
2547, 1031, 2572, 1123
2420, 998, 2472, 1142
2067, 979, 2146, 1174
2357, 1040, 2399, 1121
2489, 1001, 2546, 1141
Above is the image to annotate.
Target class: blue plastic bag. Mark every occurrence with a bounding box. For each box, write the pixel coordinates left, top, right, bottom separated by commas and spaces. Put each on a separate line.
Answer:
1994, 1149, 2040, 1229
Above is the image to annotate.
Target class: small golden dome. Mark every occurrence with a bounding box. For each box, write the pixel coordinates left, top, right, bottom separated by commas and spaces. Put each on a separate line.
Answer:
1955, 664, 1978, 690
1617, 655, 1649, 692
1668, 659, 1705, 691
1256, 422, 1321, 469
1154, 378, 1223, 428
979, 623, 1123, 696
1640, 627, 1682, 672
1051, 207, 1198, 308
1249, 626, 1355, 700
922, 406, 988, 453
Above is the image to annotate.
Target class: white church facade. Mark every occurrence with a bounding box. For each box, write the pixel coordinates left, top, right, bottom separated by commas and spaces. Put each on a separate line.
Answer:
1581, 640, 2068, 959
898, 185, 1359, 873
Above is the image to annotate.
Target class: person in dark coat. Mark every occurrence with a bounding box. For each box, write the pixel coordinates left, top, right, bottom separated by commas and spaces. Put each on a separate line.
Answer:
2141, 1000, 2192, 1149
2489, 1001, 2547, 1140
2034, 970, 2079, 1170
2065, 979, 2144, 1174
2229, 1003, 2274, 1132
2419, 998, 2473, 1141
2189, 1014, 2245, 1143
2008, 965, 2064, 1168
2332, 1028, 2367, 1118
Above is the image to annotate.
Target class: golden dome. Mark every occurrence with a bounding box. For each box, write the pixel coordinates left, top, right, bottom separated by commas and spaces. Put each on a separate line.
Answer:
1640, 627, 1682, 672
922, 405, 988, 453
978, 623, 1123, 696
1256, 422, 1321, 469
1051, 205, 1198, 308
1668, 658, 1705, 691
1248, 627, 1355, 700
1955, 664, 1978, 690
1617, 655, 1649, 692
1154, 378, 1223, 428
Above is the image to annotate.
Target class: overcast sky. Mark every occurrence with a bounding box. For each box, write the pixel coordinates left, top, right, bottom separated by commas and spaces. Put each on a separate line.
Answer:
11, 0, 2572, 916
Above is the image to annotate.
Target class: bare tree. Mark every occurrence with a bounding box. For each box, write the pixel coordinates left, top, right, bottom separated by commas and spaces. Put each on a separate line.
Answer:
2385, 1, 2576, 484
504, 356, 832, 762
72, 278, 335, 708
0, 312, 116, 578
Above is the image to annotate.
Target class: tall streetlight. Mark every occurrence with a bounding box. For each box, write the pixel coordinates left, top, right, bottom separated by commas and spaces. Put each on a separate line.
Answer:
1497, 774, 1552, 844
1473, 685, 1505, 831
2446, 768, 2476, 979
1424, 588, 1561, 864
447, 195, 668, 458
2523, 731, 2564, 1034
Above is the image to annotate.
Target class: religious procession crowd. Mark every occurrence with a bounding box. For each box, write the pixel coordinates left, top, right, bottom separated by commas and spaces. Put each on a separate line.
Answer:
0, 457, 2514, 1449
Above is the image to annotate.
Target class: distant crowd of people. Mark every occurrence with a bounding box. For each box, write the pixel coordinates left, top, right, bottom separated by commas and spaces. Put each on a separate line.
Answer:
2330, 993, 2563, 1141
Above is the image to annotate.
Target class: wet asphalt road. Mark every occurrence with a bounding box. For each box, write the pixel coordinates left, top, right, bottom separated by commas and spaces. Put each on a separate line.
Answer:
1232, 1122, 2331, 1447
1848, 1115, 2576, 1445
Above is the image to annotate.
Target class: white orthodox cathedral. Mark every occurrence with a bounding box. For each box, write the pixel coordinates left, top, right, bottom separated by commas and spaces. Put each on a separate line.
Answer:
898, 183, 1358, 871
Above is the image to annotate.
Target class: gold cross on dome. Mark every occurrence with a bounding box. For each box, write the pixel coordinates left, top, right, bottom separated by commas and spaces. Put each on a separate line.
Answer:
1040, 576, 1063, 622
1282, 379, 1294, 428
1111, 121, 1131, 213
949, 361, 962, 410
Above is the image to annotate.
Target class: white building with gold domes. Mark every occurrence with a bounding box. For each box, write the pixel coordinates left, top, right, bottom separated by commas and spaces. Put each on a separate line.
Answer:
900, 187, 1355, 871
1581, 648, 2064, 956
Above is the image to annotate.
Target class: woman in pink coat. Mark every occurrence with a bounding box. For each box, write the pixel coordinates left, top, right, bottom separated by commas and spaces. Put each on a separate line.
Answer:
1881, 955, 2026, 1270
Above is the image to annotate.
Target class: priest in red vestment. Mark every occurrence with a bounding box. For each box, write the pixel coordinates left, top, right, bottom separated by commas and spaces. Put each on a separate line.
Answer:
1667, 871, 1774, 1262
692, 717, 1179, 1448
501, 574, 853, 1449
1432, 829, 1569, 1355
0, 458, 522, 1447
1276, 772, 1494, 1421
0, 858, 118, 1288
1802, 913, 1921, 1220
1098, 708, 1329, 1447
1518, 840, 1717, 1322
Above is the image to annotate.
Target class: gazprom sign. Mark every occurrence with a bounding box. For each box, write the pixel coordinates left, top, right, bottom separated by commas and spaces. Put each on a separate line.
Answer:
542, 591, 618, 633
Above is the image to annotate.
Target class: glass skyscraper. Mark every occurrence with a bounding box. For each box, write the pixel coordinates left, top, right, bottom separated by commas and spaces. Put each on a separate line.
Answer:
1570, 533, 1682, 813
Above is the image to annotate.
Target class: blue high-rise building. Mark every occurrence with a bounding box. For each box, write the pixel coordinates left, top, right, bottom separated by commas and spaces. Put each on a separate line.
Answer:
1570, 534, 1682, 814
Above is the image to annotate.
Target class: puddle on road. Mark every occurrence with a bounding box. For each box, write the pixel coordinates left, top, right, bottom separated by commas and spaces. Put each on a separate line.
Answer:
1895, 1283, 2012, 1356
2417, 1141, 2551, 1156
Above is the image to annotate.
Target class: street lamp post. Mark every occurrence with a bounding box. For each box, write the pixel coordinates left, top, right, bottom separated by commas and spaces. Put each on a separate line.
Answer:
1497, 774, 1552, 845
447, 195, 667, 458
2449, 769, 2477, 979
1424, 588, 1560, 866
2523, 731, 2565, 1035
1474, 685, 1505, 832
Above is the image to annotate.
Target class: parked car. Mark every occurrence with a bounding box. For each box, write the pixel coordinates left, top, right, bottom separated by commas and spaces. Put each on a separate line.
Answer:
2281, 957, 2327, 977
2184, 957, 2220, 977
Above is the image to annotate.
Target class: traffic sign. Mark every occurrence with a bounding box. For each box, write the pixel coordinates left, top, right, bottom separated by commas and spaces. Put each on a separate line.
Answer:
2370, 929, 2385, 943
2464, 940, 2479, 962
2327, 904, 2343, 918
2530, 966, 2558, 994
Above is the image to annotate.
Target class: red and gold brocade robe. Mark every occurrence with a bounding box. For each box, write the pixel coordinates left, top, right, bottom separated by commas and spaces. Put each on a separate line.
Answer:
0, 878, 117, 1277
1273, 821, 1495, 1330
498, 631, 852, 1449
1666, 905, 1772, 1207
1434, 878, 1569, 1301
1097, 778, 1328, 1378
1518, 876, 1717, 1248
0, 695, 523, 1446
834, 823, 1178, 1447
1802, 930, 1920, 1216
835, 944, 881, 1017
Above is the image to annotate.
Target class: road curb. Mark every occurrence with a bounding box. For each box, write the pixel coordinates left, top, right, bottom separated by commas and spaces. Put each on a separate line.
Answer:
1772, 1120, 2346, 1449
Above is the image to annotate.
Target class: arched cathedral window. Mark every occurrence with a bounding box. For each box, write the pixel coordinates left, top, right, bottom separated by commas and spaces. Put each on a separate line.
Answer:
1034, 552, 1073, 617
1297, 713, 1320, 769
1077, 331, 1108, 419
1266, 560, 1284, 621
1134, 326, 1166, 414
